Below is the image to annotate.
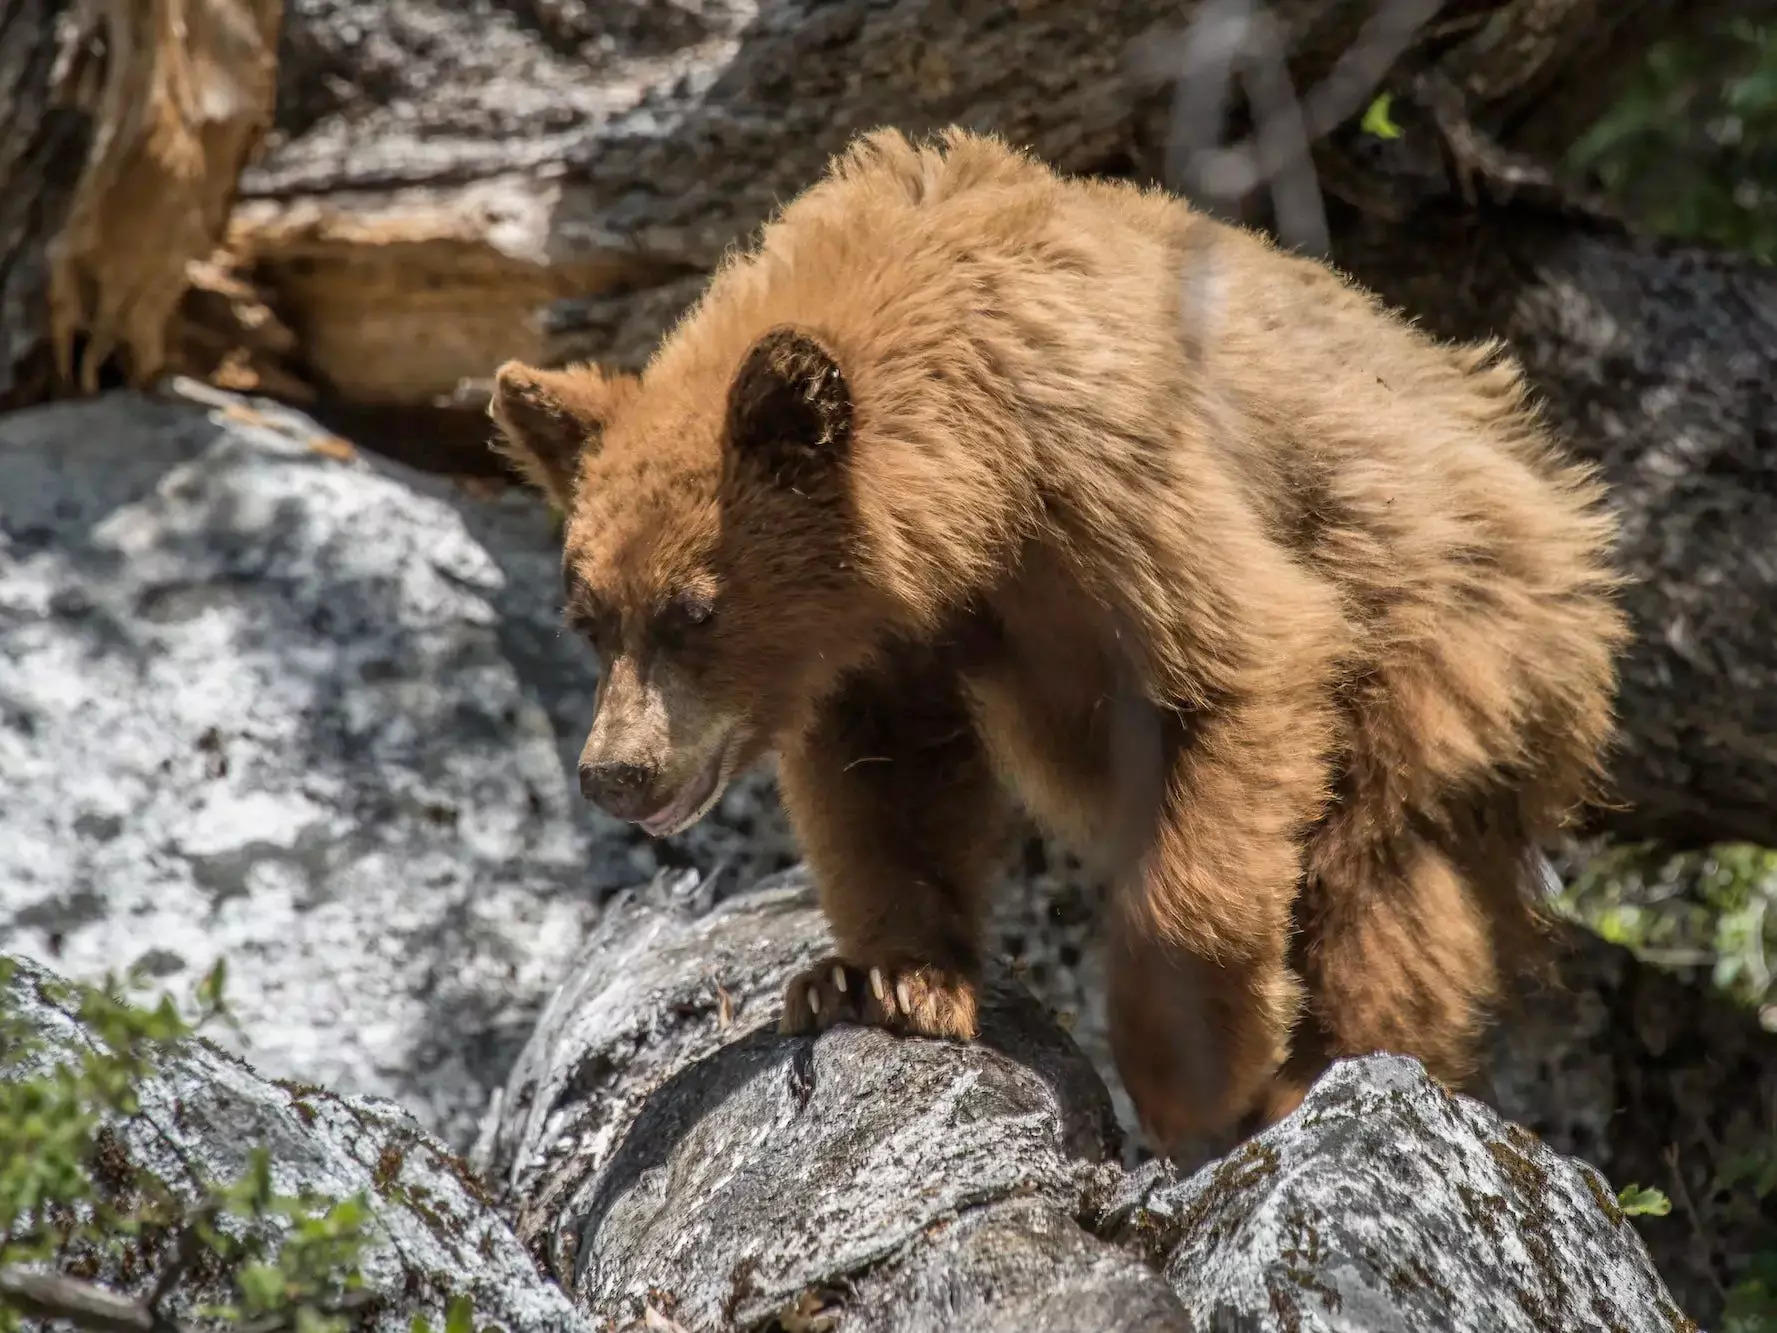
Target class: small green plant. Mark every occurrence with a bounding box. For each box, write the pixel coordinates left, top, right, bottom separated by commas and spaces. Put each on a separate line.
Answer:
0, 956, 407, 1333
1725, 1252, 1777, 1333
410, 1292, 476, 1333
1561, 842, 1777, 1330
1615, 1183, 1673, 1218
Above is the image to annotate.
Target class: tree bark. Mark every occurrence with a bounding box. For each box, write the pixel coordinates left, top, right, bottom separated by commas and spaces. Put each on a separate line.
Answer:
0, 0, 282, 408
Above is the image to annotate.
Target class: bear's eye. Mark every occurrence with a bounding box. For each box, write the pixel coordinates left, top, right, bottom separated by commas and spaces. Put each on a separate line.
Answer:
565, 604, 620, 657
654, 592, 714, 648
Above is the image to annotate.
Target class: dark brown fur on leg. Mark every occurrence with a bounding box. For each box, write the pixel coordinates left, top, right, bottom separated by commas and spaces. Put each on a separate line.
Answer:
777, 647, 1011, 1041
1280, 781, 1562, 1105
1287, 829, 1500, 1096
1106, 681, 1333, 1158
1107, 904, 1306, 1168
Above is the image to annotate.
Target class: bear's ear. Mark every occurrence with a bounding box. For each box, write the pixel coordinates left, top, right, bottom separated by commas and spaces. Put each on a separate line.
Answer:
489, 361, 625, 510
725, 327, 852, 488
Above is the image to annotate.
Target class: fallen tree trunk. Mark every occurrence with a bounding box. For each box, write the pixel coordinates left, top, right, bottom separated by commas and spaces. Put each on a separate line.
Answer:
0, 0, 283, 407
228, 0, 1482, 405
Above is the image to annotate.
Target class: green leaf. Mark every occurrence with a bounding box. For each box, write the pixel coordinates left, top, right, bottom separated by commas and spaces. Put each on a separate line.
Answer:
198, 958, 229, 1013
293, 1307, 345, 1333
238, 1261, 289, 1312
444, 1294, 475, 1333
1616, 1183, 1672, 1217
1360, 93, 1403, 140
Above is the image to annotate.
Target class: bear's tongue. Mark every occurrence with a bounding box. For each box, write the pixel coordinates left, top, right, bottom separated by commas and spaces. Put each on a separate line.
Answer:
637, 746, 725, 837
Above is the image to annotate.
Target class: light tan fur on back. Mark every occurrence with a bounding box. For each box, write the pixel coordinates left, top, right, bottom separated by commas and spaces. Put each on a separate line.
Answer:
490, 127, 1627, 1160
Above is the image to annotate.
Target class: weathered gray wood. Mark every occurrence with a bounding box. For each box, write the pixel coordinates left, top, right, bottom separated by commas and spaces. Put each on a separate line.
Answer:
0, 0, 100, 405
231, 2, 1512, 399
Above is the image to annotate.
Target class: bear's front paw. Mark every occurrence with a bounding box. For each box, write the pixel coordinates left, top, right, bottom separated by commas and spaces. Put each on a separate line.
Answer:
779, 956, 980, 1041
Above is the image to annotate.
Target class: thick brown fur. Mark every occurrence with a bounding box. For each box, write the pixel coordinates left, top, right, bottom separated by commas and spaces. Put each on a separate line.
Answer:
489, 127, 1627, 1159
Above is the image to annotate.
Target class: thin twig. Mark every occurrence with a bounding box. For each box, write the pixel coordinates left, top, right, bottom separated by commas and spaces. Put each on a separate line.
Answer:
1156, 0, 1441, 222
0, 1266, 158, 1333
1407, 67, 1622, 220
1161, 0, 1252, 204
1661, 1144, 1731, 1301
1233, 5, 1330, 255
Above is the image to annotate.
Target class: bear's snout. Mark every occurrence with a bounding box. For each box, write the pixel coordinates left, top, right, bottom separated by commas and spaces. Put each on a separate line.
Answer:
578, 759, 657, 819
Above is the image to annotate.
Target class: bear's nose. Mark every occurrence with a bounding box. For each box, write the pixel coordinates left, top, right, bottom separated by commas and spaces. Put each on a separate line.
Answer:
578, 760, 656, 818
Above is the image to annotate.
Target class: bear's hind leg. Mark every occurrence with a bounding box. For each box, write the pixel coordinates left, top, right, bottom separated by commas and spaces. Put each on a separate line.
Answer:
777, 650, 1012, 1042
1105, 688, 1332, 1164
1106, 905, 1305, 1168
1282, 820, 1506, 1102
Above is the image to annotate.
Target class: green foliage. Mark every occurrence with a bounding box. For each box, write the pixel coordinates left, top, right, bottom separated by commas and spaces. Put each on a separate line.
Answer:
409, 1294, 476, 1333
1558, 841, 1777, 1020
0, 958, 186, 1270
1562, 843, 1777, 1329
0, 957, 409, 1333
1568, 18, 1777, 261
1615, 1183, 1672, 1217
1726, 1253, 1777, 1333
1720, 1161, 1777, 1333
189, 1150, 372, 1333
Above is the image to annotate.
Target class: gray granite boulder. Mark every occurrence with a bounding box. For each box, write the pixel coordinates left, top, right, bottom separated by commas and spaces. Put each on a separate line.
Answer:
478, 867, 1191, 1331
1, 952, 591, 1333
0, 387, 793, 1148
1104, 1054, 1697, 1333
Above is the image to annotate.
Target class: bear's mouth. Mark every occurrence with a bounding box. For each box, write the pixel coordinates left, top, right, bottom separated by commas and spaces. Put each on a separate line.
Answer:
637, 731, 738, 838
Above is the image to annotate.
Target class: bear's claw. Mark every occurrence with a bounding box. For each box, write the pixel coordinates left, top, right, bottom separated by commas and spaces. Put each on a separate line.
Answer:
780, 955, 979, 1041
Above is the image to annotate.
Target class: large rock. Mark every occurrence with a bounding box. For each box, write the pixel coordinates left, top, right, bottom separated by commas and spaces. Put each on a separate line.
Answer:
1483, 921, 1777, 1325
0, 387, 793, 1147
482, 867, 1695, 1332
1, 952, 590, 1333
1103, 1055, 1696, 1333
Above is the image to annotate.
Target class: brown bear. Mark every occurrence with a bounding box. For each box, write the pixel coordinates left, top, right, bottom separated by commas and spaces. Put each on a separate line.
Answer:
489, 126, 1626, 1161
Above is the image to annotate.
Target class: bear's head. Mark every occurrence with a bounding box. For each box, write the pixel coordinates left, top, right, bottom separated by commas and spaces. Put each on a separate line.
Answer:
491, 326, 889, 837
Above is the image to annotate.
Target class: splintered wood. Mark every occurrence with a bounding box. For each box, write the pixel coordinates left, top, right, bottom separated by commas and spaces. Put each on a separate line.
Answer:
0, 0, 281, 405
